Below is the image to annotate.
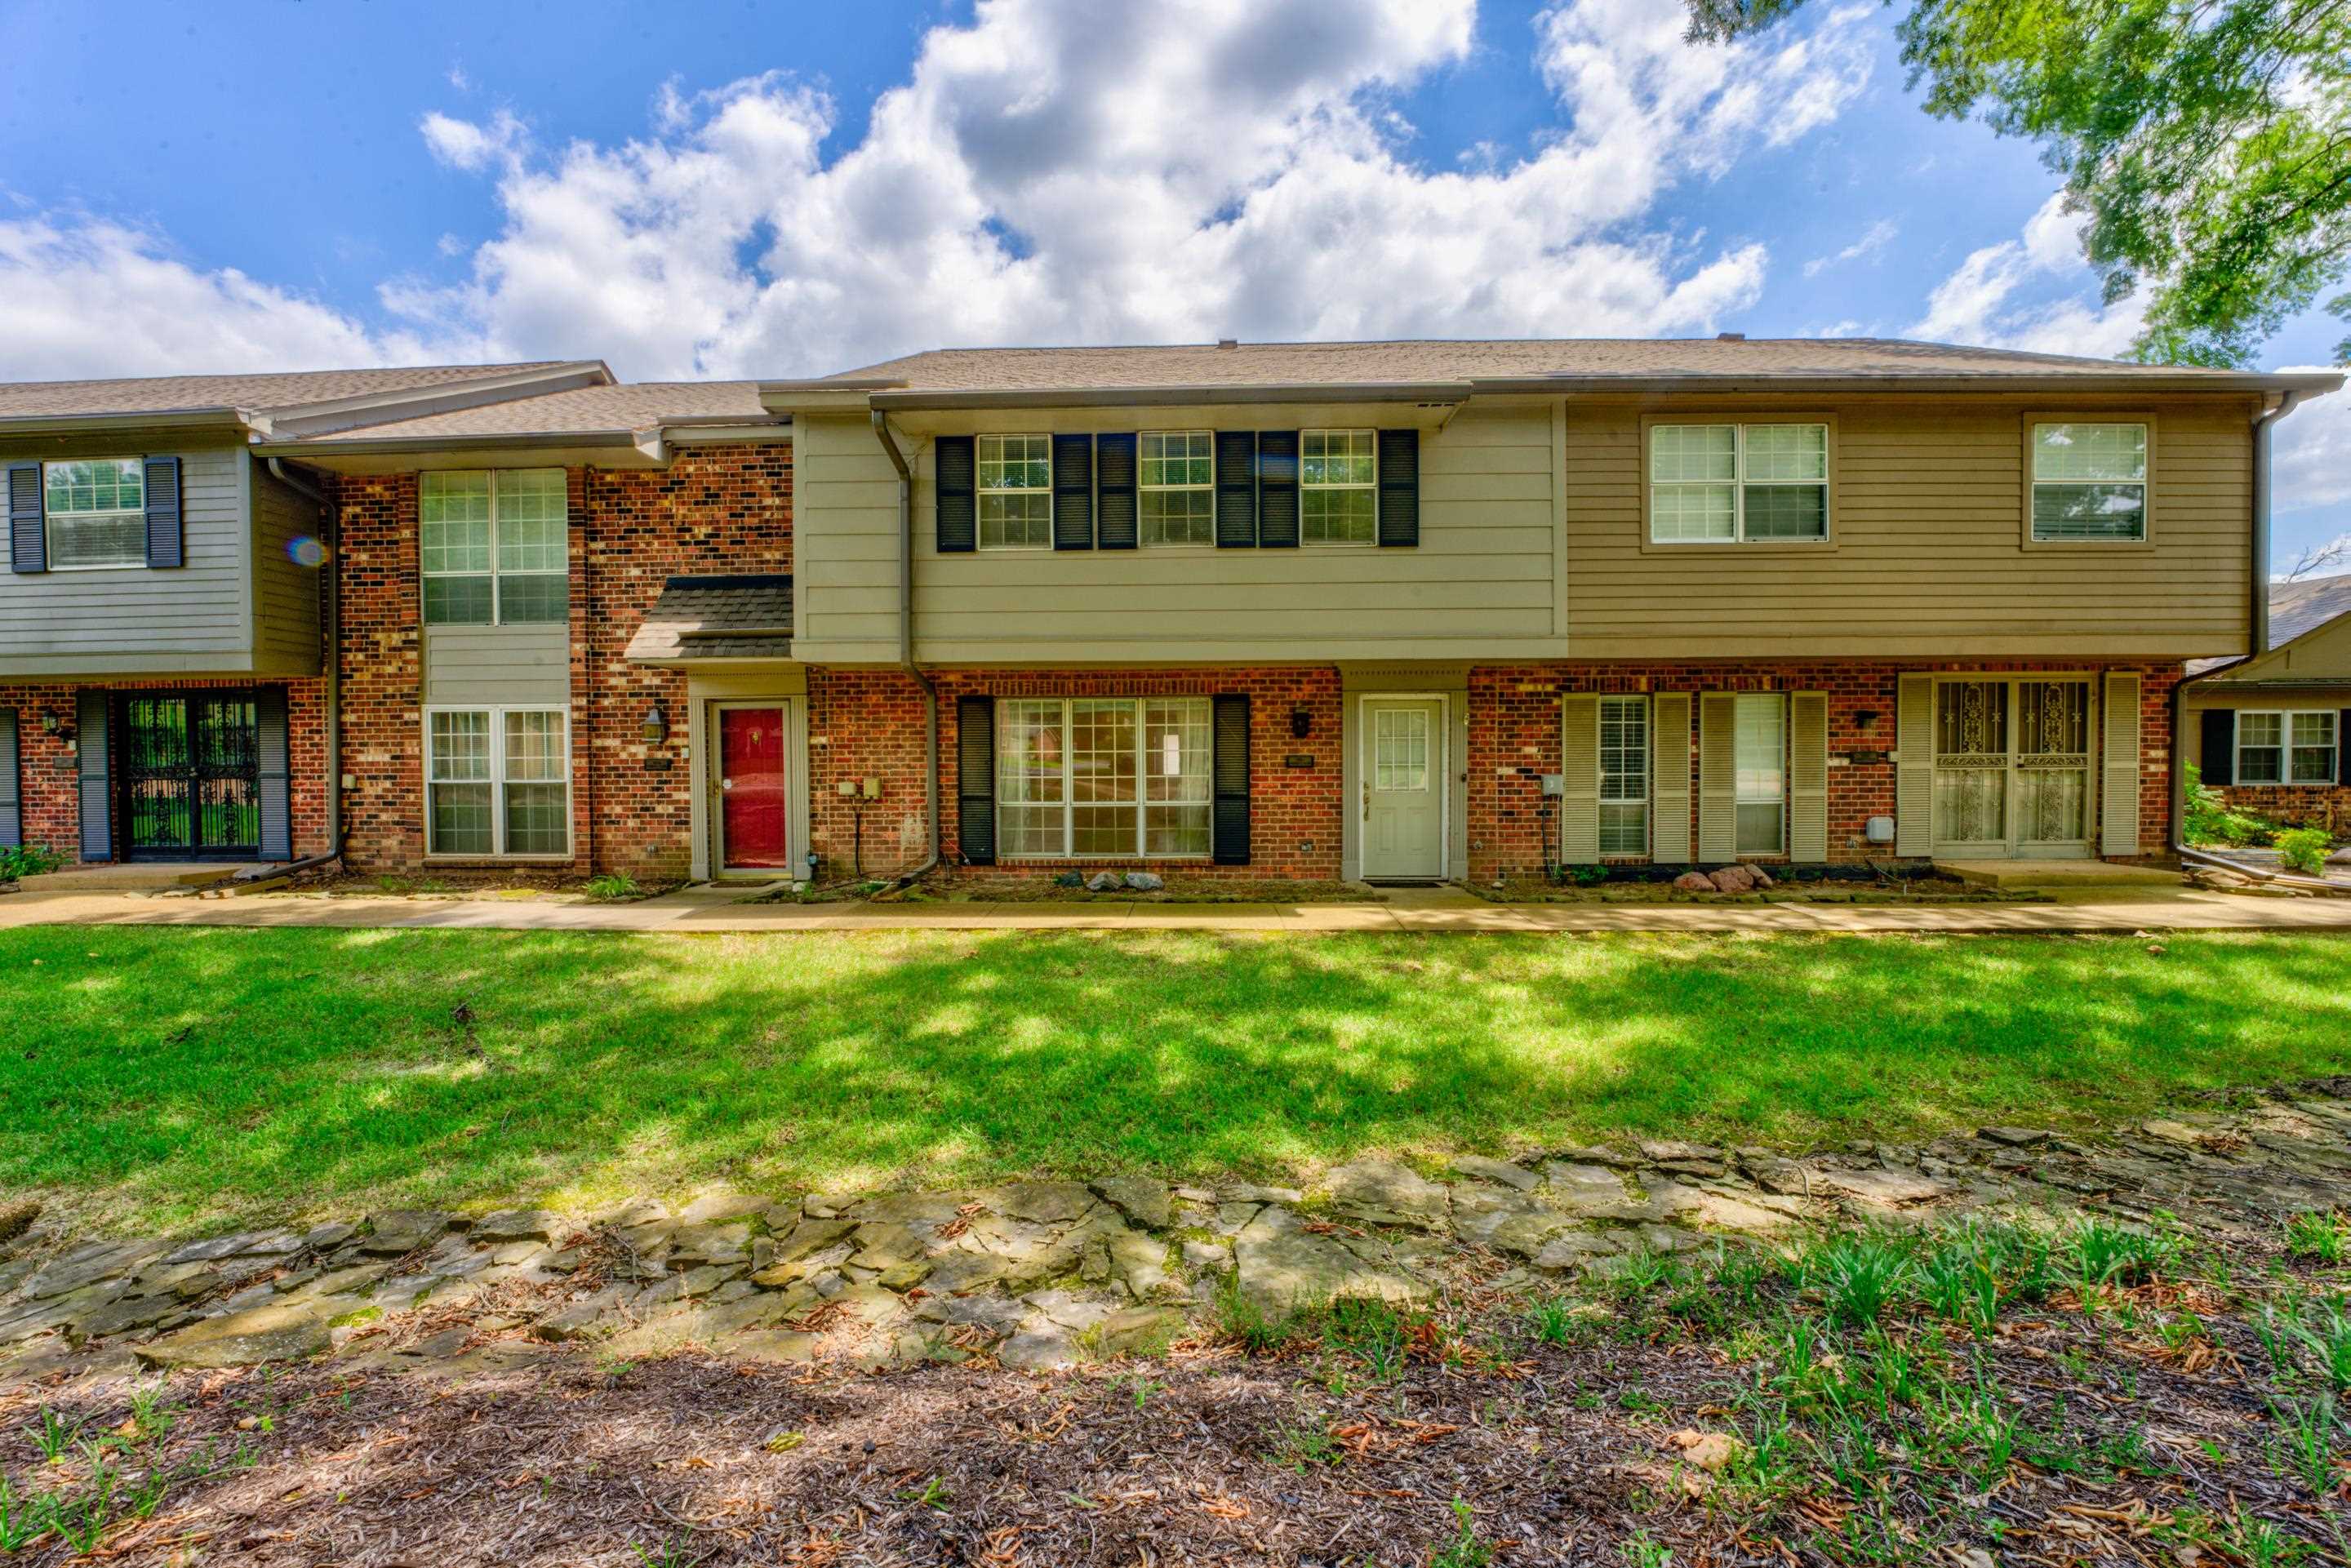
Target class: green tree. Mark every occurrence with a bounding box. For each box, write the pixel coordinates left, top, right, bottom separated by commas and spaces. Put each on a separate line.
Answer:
1686, 0, 2351, 366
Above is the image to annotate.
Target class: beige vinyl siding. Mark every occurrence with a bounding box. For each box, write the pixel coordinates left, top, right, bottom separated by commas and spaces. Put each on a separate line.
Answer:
794, 403, 1565, 664
2195, 603, 2351, 690
1566, 395, 2256, 660
422, 624, 570, 704
0, 441, 254, 677
251, 460, 323, 675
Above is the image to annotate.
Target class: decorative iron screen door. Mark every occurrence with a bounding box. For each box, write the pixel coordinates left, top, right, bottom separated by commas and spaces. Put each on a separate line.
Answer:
118, 693, 260, 859
1931, 677, 2093, 858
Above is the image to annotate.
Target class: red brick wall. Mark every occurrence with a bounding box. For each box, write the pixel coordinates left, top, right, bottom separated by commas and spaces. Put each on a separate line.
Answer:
1, 678, 328, 864
331, 443, 793, 878
2214, 784, 2349, 835
1467, 660, 2184, 881
800, 666, 1344, 880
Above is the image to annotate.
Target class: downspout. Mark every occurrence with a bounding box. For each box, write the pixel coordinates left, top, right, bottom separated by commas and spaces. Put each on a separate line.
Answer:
2170, 389, 2310, 869
234, 457, 342, 883
871, 411, 941, 883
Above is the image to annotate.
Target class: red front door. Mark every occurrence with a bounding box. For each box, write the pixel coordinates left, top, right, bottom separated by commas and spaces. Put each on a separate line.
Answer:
718, 708, 789, 869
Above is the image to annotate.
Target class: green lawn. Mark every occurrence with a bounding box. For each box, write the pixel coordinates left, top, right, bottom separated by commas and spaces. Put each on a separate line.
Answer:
7, 926, 2350, 1235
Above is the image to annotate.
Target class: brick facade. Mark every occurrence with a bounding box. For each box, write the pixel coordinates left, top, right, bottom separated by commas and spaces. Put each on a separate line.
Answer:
1464, 660, 2184, 881
2213, 784, 2349, 836
1, 677, 329, 864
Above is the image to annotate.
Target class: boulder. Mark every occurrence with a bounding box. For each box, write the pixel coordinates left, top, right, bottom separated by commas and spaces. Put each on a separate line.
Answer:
1451, 1155, 1540, 1193
1086, 872, 1124, 893
1739, 864, 1776, 889
1672, 872, 1715, 892
1091, 1177, 1174, 1231
1707, 866, 1757, 895
471, 1209, 562, 1244
137, 1295, 369, 1370
1122, 871, 1164, 891
361, 1210, 453, 1256
1323, 1158, 1451, 1225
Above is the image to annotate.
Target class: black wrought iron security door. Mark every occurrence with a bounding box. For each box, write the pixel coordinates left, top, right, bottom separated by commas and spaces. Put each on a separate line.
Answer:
119, 694, 260, 858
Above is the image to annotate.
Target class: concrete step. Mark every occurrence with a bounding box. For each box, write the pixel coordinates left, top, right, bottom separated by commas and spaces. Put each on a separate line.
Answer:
20, 862, 251, 893
1935, 859, 2180, 891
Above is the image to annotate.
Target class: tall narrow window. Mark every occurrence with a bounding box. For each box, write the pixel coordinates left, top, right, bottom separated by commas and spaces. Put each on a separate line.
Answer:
426, 706, 570, 855
1300, 429, 1376, 544
2031, 423, 2147, 540
1734, 693, 1785, 855
1598, 695, 1649, 855
992, 697, 1212, 857
1650, 424, 1828, 543
420, 469, 569, 624
977, 434, 1051, 549
42, 459, 146, 569
1139, 431, 1214, 545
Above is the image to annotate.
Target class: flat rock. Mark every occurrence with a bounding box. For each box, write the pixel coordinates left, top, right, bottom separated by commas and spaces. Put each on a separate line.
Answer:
725, 1330, 819, 1365
1543, 1162, 1642, 1219
998, 1324, 1080, 1372
26, 1240, 164, 1300
1451, 1156, 1540, 1192
138, 1295, 367, 1370
1636, 1139, 1726, 1166
993, 1183, 1096, 1225
1450, 1188, 1579, 1256
1977, 1127, 2056, 1148
1090, 1178, 1173, 1231
913, 1293, 1029, 1335
678, 1189, 769, 1225
362, 1211, 453, 1255
1024, 1288, 1119, 1332
1224, 1184, 1304, 1205
471, 1209, 562, 1244
1093, 1306, 1183, 1356
1815, 1167, 1954, 1209
1233, 1207, 1422, 1314
1323, 1158, 1451, 1223
1530, 1231, 1620, 1273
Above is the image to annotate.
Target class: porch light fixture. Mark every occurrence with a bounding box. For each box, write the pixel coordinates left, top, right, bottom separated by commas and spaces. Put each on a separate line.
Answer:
1289, 705, 1313, 739
640, 701, 669, 747
1853, 709, 1882, 731
41, 713, 60, 734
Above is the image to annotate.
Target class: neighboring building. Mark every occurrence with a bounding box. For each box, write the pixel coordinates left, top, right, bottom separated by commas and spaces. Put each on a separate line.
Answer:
1, 339, 2340, 883
2184, 573, 2351, 833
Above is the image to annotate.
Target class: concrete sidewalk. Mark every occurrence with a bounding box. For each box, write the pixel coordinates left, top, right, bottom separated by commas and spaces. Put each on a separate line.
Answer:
3, 881, 2350, 936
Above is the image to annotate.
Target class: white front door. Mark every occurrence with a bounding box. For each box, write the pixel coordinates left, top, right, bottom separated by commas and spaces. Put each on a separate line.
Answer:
1361, 697, 1446, 879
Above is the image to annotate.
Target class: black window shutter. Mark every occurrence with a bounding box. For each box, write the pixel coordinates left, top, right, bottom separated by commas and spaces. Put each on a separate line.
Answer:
1215, 431, 1257, 549
7, 462, 42, 575
1051, 433, 1095, 550
256, 686, 292, 860
1096, 433, 1138, 549
144, 455, 184, 568
958, 695, 996, 865
0, 708, 19, 849
1377, 429, 1420, 547
936, 436, 976, 553
2340, 709, 2350, 786
1256, 431, 1299, 548
2198, 709, 2235, 787
77, 690, 111, 862
1211, 693, 1250, 864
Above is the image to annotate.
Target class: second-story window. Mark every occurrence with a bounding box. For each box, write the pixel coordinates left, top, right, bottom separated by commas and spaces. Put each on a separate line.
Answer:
420, 469, 568, 624
2031, 422, 2147, 540
1301, 429, 1376, 544
1140, 431, 1214, 545
1650, 424, 1828, 543
42, 459, 145, 569
977, 434, 1051, 550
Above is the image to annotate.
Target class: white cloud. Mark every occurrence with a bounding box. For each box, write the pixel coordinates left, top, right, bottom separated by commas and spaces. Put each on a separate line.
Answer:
1802, 217, 1895, 278
0, 217, 444, 380
1909, 192, 2143, 358
419, 109, 525, 174
2273, 372, 2351, 546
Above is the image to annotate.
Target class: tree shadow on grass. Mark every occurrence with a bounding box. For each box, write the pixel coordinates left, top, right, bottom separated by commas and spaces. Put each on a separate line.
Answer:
4, 926, 2349, 1232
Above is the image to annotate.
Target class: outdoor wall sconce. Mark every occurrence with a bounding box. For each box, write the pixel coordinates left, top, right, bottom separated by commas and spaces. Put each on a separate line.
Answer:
1289, 706, 1313, 739
1853, 709, 1882, 731
41, 713, 60, 734
641, 701, 669, 746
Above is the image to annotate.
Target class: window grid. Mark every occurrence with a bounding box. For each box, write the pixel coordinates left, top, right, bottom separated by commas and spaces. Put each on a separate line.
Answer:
978, 434, 1052, 550
2235, 709, 2336, 786
1373, 708, 1429, 793
994, 697, 1213, 857
1649, 424, 1828, 544
42, 458, 147, 570
2030, 422, 2148, 540
425, 706, 571, 856
1733, 693, 1785, 856
420, 469, 569, 624
1139, 431, 1215, 546
1301, 429, 1376, 545
1598, 695, 1649, 856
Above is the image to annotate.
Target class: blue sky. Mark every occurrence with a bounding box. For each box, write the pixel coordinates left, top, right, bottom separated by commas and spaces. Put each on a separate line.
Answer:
2, 0, 2344, 570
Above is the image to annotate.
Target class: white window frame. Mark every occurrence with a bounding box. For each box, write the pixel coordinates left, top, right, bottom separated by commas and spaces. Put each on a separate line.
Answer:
2234, 709, 2337, 787
2029, 421, 2149, 543
976, 433, 1053, 552
1300, 428, 1378, 547
995, 695, 1213, 860
1734, 692, 1786, 856
424, 704, 573, 859
1138, 430, 1215, 548
1599, 695, 1650, 857
1648, 423, 1829, 545
419, 469, 569, 626
41, 458, 147, 571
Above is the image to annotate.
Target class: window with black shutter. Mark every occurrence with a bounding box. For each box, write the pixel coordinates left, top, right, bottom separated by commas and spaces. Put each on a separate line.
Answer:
2198, 709, 2235, 787
936, 435, 977, 553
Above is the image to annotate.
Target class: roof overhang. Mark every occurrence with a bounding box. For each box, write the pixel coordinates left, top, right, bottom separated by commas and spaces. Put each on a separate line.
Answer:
253, 429, 669, 473
252, 361, 615, 438
0, 407, 252, 439
1466, 370, 2349, 397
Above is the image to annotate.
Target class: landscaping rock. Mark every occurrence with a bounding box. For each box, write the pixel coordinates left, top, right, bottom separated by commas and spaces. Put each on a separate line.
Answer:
1451, 1155, 1540, 1192
1978, 1126, 2057, 1148
27, 1239, 164, 1300
1092, 1306, 1182, 1356
1707, 866, 1757, 894
138, 1296, 368, 1370
1738, 864, 1775, 890
1672, 872, 1714, 891
1233, 1206, 1422, 1313
1323, 1158, 1451, 1225
998, 1324, 1081, 1371
362, 1210, 453, 1255
1122, 872, 1164, 891
1090, 1177, 1174, 1230
0, 1200, 40, 1246
1086, 872, 1124, 892
471, 1209, 562, 1243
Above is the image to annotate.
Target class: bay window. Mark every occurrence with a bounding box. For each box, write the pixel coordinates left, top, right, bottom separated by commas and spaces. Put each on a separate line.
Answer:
427, 706, 571, 856
996, 696, 1212, 857
420, 469, 569, 624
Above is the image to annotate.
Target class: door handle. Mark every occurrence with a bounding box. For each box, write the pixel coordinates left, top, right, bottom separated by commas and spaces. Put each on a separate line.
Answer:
721, 778, 735, 791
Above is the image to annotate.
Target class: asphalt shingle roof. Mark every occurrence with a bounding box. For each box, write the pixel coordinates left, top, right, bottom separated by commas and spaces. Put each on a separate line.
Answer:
2266, 571, 2351, 648
0, 363, 580, 420
624, 575, 795, 664
295, 382, 774, 442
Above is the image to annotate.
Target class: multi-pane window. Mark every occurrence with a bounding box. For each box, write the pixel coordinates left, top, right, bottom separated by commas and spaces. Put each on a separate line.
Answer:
1140, 431, 1214, 545
2236, 711, 2337, 785
426, 706, 571, 855
42, 459, 145, 569
1301, 429, 1376, 544
978, 434, 1051, 549
2031, 423, 2147, 540
1650, 424, 1829, 543
1599, 695, 1649, 855
995, 696, 1212, 857
1734, 693, 1785, 855
420, 469, 568, 624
